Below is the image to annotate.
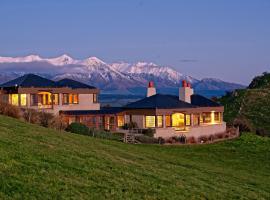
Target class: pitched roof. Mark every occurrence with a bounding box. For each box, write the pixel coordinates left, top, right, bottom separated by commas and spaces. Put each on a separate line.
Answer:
124, 94, 197, 109
56, 79, 96, 89
0, 74, 56, 88
191, 94, 221, 107
60, 107, 123, 115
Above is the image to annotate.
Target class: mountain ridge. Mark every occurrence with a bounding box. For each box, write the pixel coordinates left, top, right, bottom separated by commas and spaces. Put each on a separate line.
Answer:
0, 54, 245, 93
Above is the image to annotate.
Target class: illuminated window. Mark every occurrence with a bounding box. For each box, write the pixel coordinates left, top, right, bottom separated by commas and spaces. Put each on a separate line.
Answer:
69, 94, 73, 104
145, 116, 156, 128
73, 94, 79, 104
53, 94, 59, 105
157, 116, 163, 128
185, 114, 191, 126
93, 93, 98, 103
63, 94, 69, 104
30, 94, 38, 106
20, 94, 27, 106
202, 112, 211, 123
11, 94, 19, 106
172, 113, 185, 127
165, 115, 171, 127
193, 114, 200, 126
117, 116, 124, 127
214, 112, 221, 123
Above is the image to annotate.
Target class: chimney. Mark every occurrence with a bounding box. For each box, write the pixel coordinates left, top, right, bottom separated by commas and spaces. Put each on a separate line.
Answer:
179, 80, 194, 103
147, 81, 156, 97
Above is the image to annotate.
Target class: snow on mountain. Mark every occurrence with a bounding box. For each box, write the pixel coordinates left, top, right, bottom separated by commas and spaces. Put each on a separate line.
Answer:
0, 54, 245, 91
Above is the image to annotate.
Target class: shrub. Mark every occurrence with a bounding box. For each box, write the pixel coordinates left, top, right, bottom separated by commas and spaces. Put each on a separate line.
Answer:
0, 102, 20, 119
22, 108, 40, 124
208, 135, 214, 142
123, 122, 138, 130
142, 128, 155, 137
66, 122, 89, 135
256, 128, 270, 137
187, 136, 196, 144
51, 115, 68, 131
215, 132, 225, 139
233, 117, 252, 132
38, 112, 54, 128
198, 135, 208, 143
157, 137, 165, 144
135, 135, 158, 144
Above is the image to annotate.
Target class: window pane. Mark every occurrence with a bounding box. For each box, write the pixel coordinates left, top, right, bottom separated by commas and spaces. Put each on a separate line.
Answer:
185, 114, 191, 126
53, 94, 59, 105
11, 94, 19, 106
214, 112, 221, 123
145, 116, 155, 128
20, 94, 27, 106
157, 116, 163, 128
202, 112, 211, 123
193, 114, 200, 126
165, 115, 171, 127
69, 94, 73, 104
73, 94, 78, 104
172, 113, 185, 127
117, 116, 124, 127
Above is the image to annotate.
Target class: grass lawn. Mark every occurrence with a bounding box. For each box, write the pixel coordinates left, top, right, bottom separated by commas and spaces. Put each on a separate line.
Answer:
0, 115, 269, 199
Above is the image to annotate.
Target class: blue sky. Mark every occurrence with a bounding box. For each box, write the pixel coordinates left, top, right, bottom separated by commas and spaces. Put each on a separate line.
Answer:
0, 0, 269, 84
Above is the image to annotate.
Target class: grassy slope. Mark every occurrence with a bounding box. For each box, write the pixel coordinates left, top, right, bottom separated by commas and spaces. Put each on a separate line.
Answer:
0, 115, 269, 200
219, 89, 270, 131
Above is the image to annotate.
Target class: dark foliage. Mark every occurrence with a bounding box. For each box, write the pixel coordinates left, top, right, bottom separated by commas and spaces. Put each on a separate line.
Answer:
66, 122, 89, 135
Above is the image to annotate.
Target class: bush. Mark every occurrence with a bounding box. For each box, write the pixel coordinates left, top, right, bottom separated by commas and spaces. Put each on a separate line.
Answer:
157, 137, 165, 144
135, 135, 158, 144
38, 112, 54, 128
256, 128, 270, 137
123, 122, 138, 130
233, 117, 252, 132
66, 122, 89, 135
93, 131, 123, 141
22, 108, 40, 124
0, 102, 20, 119
51, 116, 68, 131
142, 128, 155, 137
198, 135, 208, 143
186, 136, 196, 144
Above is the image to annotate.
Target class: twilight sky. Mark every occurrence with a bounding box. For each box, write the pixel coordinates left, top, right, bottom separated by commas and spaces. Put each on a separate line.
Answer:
0, 0, 269, 84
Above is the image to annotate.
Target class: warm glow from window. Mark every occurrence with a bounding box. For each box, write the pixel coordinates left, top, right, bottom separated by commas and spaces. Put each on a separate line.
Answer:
53, 94, 59, 105
93, 93, 98, 103
117, 116, 124, 127
69, 94, 73, 104
165, 115, 171, 127
157, 116, 163, 128
145, 116, 155, 128
20, 94, 27, 106
193, 114, 200, 126
73, 94, 79, 104
185, 114, 191, 126
172, 113, 185, 127
214, 112, 221, 123
202, 112, 212, 124
11, 94, 19, 106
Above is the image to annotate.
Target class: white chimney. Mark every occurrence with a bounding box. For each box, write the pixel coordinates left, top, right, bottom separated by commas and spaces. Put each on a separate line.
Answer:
147, 81, 156, 97
179, 80, 194, 103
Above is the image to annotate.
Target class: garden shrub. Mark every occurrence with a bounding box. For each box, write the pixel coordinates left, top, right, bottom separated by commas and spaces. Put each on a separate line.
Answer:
233, 117, 252, 132
93, 131, 123, 141
0, 102, 20, 119
256, 128, 270, 137
22, 108, 40, 124
157, 137, 165, 144
198, 135, 208, 143
186, 136, 196, 144
135, 135, 158, 144
142, 128, 155, 137
66, 122, 89, 135
38, 112, 54, 128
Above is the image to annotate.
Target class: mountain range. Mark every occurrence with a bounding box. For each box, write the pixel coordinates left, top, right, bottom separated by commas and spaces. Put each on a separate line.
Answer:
0, 54, 245, 95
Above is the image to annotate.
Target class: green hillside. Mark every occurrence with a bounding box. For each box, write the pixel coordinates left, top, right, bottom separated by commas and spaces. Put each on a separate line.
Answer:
0, 115, 269, 199
219, 72, 270, 133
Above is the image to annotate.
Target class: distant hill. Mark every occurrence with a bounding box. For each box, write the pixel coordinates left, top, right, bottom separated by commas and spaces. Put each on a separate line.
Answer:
0, 115, 269, 199
0, 54, 245, 93
219, 72, 270, 133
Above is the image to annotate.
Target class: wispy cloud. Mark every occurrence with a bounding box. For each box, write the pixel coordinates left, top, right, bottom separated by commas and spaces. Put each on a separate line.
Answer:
179, 59, 198, 63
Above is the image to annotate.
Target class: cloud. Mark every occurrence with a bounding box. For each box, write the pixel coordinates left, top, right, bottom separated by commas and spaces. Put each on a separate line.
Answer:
179, 59, 198, 63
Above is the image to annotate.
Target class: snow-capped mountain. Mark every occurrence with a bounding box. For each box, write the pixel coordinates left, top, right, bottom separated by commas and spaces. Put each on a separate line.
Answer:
0, 54, 245, 93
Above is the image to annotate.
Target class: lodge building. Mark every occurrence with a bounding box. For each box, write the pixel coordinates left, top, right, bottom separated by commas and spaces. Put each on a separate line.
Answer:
0, 74, 226, 139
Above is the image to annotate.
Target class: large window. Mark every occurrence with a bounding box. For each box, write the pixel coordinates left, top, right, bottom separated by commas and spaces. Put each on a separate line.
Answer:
157, 116, 163, 128
185, 114, 191, 126
214, 112, 221, 123
117, 116, 124, 127
193, 114, 200, 126
165, 115, 171, 127
172, 113, 185, 127
11, 94, 19, 106
202, 112, 212, 124
63, 94, 79, 105
145, 116, 156, 128
20, 94, 27, 106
